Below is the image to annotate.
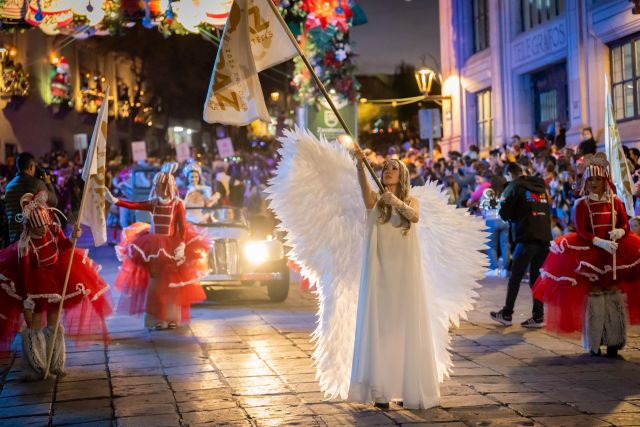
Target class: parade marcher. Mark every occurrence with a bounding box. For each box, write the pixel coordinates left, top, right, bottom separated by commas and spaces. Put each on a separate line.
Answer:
5, 153, 58, 244
490, 162, 552, 328
266, 128, 487, 409
533, 154, 640, 357
106, 163, 209, 330
0, 191, 112, 379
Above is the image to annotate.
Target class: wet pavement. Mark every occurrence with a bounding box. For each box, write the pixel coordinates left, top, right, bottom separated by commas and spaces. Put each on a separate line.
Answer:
1, 244, 639, 426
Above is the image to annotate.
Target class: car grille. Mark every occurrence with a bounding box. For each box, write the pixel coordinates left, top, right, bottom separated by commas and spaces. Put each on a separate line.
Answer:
209, 238, 240, 275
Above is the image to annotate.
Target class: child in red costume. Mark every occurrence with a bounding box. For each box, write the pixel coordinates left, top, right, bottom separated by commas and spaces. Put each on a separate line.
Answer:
0, 191, 112, 379
106, 163, 209, 330
533, 153, 640, 356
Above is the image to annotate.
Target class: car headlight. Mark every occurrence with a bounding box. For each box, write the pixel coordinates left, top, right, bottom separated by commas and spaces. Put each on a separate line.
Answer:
244, 240, 283, 265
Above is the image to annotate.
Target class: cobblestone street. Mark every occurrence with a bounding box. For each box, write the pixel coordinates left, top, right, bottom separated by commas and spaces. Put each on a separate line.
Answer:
1, 245, 639, 426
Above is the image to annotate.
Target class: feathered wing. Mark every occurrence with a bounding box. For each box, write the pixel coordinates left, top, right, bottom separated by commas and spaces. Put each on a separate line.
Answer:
265, 127, 365, 399
412, 181, 488, 381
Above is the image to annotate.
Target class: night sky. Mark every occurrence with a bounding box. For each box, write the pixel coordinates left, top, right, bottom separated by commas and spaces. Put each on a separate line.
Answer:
350, 0, 441, 75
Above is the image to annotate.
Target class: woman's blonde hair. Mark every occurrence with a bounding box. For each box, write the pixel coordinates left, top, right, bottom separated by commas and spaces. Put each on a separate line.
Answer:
377, 158, 412, 234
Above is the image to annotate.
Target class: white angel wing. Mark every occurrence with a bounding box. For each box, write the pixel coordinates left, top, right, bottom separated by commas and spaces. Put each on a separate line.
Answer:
412, 181, 488, 382
265, 127, 364, 399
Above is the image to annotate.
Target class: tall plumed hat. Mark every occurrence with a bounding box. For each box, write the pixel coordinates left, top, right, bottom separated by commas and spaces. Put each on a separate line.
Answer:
583, 153, 610, 180
151, 162, 179, 200
581, 153, 614, 195
17, 191, 53, 229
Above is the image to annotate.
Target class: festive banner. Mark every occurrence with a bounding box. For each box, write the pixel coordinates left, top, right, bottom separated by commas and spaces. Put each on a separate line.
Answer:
203, 0, 297, 125
80, 92, 109, 246
604, 75, 635, 218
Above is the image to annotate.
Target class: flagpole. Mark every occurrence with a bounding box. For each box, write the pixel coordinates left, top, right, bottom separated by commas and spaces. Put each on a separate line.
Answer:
265, 0, 385, 192
605, 103, 617, 280
42, 90, 109, 379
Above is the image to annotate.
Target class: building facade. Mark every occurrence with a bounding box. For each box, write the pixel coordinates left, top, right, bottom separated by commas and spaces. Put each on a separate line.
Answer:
0, 31, 144, 164
439, 0, 640, 153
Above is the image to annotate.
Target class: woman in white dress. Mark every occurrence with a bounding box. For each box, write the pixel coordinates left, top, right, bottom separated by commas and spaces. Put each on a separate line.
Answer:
349, 150, 439, 408
265, 128, 487, 411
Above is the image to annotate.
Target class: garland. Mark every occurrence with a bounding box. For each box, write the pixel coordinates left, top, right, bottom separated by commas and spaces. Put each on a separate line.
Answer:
279, 0, 365, 105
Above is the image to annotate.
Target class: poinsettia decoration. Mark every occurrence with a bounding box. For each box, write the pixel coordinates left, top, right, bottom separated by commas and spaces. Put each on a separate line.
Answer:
281, 0, 364, 105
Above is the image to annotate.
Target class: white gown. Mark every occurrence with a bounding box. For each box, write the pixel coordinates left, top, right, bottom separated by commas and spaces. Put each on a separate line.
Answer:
348, 208, 440, 408
265, 128, 487, 409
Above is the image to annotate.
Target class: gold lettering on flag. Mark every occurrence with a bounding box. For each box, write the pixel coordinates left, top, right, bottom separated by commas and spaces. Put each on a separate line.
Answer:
203, 0, 298, 125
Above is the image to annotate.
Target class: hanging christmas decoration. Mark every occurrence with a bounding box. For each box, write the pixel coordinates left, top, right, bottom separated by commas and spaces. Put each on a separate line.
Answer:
71, 0, 106, 26
280, 0, 364, 105
50, 55, 72, 106
1, 0, 25, 20
79, 70, 106, 113
25, 0, 74, 35
0, 46, 29, 98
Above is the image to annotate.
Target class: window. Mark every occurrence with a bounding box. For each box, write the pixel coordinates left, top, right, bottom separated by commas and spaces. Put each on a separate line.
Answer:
476, 89, 492, 149
521, 0, 564, 32
472, 0, 489, 53
610, 36, 640, 121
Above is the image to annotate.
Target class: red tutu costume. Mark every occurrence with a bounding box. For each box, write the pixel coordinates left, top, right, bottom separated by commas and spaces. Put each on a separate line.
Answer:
111, 163, 208, 327
0, 191, 112, 378
532, 154, 640, 355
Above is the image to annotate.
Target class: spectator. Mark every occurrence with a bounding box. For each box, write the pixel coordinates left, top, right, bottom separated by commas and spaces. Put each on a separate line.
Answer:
578, 127, 597, 157
408, 163, 425, 187
4, 152, 58, 244
490, 162, 552, 328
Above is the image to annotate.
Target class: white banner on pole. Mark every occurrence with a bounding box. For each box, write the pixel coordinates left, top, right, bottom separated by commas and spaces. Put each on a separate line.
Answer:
216, 137, 235, 158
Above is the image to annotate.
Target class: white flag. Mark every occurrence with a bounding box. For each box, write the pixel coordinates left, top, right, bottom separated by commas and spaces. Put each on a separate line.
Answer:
604, 75, 635, 218
203, 0, 297, 125
80, 95, 109, 246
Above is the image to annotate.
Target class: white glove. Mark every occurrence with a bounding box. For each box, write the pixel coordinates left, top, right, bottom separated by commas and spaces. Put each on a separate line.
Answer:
609, 228, 626, 241
593, 237, 619, 254
174, 242, 186, 259
105, 188, 119, 204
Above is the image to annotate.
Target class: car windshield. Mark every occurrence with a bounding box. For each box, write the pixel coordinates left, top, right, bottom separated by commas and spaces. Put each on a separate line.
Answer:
132, 170, 158, 189
186, 207, 248, 227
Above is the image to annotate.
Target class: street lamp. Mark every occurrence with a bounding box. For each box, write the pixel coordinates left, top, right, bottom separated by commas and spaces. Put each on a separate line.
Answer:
414, 66, 451, 158
415, 67, 435, 95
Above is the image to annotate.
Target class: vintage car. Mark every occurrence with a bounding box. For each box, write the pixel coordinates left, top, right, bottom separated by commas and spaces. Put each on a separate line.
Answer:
186, 206, 290, 302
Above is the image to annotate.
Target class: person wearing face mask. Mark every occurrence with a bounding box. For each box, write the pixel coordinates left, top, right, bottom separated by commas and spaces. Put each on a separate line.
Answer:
265, 129, 487, 411
105, 163, 209, 330
0, 191, 112, 380
532, 153, 640, 357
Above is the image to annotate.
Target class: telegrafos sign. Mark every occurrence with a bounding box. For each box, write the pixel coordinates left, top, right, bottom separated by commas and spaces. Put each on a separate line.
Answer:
512, 20, 567, 68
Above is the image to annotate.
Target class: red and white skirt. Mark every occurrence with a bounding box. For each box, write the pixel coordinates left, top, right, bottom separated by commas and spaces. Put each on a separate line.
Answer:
533, 232, 640, 333
0, 244, 112, 351
114, 223, 209, 323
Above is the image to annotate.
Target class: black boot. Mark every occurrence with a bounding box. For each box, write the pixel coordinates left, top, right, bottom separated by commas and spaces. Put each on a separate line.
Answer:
606, 345, 620, 358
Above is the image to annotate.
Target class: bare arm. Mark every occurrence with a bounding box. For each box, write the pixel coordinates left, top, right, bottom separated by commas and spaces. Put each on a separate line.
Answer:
355, 149, 377, 209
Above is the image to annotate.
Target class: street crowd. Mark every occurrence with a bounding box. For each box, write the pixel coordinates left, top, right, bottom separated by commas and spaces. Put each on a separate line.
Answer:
3, 126, 640, 266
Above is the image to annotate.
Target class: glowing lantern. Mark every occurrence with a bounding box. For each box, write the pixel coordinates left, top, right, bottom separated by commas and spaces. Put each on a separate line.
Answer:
0, 0, 27, 19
